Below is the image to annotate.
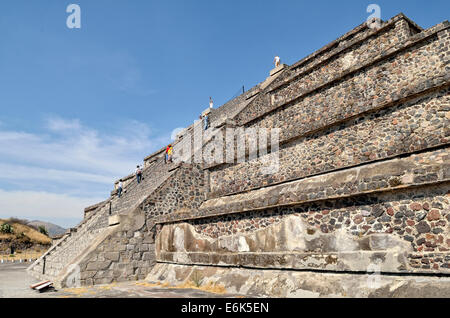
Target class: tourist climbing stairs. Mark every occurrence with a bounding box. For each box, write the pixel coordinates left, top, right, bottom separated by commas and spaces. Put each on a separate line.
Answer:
27, 152, 180, 283
110, 154, 178, 216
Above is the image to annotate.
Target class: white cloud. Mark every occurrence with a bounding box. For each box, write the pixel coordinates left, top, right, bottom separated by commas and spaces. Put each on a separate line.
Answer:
171, 127, 186, 141
0, 163, 112, 185
46, 117, 81, 132
0, 116, 171, 226
0, 117, 167, 177
0, 189, 103, 227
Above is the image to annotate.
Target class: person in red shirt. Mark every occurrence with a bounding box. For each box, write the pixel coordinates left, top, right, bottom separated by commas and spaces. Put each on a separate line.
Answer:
165, 145, 173, 163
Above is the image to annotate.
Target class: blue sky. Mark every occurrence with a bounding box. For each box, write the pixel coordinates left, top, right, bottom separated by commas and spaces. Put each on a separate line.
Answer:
0, 0, 448, 228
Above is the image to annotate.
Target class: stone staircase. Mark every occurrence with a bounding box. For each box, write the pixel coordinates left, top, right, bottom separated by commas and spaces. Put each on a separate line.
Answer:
111, 154, 178, 216
25, 63, 273, 286
27, 200, 111, 282
27, 152, 180, 284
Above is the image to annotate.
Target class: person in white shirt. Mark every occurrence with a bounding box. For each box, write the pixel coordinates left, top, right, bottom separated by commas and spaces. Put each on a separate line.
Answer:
117, 179, 123, 198
209, 97, 213, 109
135, 165, 143, 184
274, 55, 281, 67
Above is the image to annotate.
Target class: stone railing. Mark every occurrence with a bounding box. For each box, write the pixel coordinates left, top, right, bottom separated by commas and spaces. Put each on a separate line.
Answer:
27, 200, 111, 281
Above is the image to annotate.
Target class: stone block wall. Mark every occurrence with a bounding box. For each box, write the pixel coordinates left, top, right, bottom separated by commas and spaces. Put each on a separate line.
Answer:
30, 13, 450, 293
74, 212, 155, 286
209, 85, 449, 196
151, 17, 449, 282
271, 25, 400, 106
160, 148, 449, 222
63, 164, 207, 286
146, 263, 450, 297
207, 20, 449, 197
142, 164, 205, 218
155, 184, 450, 274
154, 148, 450, 274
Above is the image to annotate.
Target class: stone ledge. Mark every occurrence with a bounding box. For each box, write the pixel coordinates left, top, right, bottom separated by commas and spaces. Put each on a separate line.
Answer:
108, 215, 122, 226
157, 251, 450, 275
146, 263, 450, 298
269, 64, 287, 77
273, 81, 450, 148
245, 90, 260, 100
143, 146, 166, 163
65, 228, 77, 234
204, 83, 450, 193
205, 80, 450, 172
154, 148, 449, 225
289, 14, 393, 71
270, 21, 449, 107
168, 163, 183, 172
84, 200, 108, 213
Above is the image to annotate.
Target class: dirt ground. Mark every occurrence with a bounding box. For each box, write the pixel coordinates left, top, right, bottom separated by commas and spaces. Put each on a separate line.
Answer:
0, 263, 241, 298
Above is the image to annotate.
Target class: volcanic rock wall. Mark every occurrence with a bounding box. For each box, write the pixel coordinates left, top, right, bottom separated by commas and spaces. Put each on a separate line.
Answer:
148, 14, 450, 296
29, 13, 449, 296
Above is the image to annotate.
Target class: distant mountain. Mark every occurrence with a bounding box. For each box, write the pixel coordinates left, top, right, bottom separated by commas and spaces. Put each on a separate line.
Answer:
27, 220, 66, 238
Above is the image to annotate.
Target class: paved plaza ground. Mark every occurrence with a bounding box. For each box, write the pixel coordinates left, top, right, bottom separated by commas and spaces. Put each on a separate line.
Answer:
0, 263, 240, 298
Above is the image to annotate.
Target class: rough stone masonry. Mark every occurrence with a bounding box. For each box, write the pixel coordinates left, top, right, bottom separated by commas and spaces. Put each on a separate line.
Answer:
28, 13, 450, 297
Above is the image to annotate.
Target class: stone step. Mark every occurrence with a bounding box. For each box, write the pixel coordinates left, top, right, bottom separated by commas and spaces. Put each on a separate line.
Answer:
28, 200, 111, 277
